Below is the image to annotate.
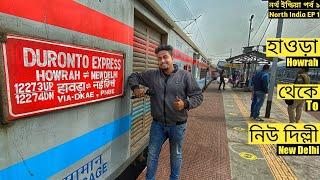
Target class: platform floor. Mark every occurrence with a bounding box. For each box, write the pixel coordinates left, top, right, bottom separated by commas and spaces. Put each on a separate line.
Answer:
137, 83, 320, 180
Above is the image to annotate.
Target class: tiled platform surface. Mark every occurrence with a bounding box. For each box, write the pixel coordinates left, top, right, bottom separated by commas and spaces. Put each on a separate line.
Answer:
137, 83, 320, 180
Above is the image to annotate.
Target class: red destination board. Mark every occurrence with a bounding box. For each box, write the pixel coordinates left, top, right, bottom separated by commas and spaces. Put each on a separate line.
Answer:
2, 35, 125, 120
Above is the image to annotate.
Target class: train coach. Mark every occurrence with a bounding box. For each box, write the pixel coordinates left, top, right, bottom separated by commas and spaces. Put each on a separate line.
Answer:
0, 0, 210, 179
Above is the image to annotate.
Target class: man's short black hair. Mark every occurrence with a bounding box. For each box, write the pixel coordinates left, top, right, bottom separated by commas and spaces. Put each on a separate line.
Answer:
155, 44, 173, 56
262, 64, 270, 70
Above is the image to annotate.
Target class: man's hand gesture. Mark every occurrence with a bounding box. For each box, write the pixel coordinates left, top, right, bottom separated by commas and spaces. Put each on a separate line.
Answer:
133, 88, 145, 98
173, 96, 185, 111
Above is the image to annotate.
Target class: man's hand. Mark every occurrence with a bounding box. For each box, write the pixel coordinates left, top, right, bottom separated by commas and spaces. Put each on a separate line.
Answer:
173, 96, 185, 111
133, 88, 145, 98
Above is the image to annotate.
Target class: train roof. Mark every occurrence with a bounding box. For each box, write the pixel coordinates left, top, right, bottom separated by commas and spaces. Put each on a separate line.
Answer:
225, 50, 284, 64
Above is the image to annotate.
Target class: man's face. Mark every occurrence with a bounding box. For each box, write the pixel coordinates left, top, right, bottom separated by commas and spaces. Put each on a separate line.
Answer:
157, 50, 173, 70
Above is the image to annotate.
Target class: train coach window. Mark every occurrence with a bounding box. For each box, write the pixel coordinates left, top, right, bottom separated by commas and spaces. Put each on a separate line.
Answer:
183, 65, 188, 70
200, 68, 207, 79
183, 64, 191, 72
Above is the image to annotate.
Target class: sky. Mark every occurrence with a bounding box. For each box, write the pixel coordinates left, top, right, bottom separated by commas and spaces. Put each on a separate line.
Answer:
156, 0, 320, 64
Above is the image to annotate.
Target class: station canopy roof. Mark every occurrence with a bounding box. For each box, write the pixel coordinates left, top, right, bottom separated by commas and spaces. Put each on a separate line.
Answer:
225, 50, 283, 64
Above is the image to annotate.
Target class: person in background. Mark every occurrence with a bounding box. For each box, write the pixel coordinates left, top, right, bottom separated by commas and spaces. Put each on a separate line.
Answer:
128, 44, 203, 180
235, 71, 240, 88
250, 64, 270, 121
249, 71, 257, 92
218, 69, 226, 91
287, 67, 310, 123
231, 71, 237, 87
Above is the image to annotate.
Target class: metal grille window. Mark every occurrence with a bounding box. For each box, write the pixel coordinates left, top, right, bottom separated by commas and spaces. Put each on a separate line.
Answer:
130, 17, 161, 155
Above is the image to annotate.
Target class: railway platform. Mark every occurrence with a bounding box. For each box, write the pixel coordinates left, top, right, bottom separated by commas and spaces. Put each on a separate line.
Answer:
136, 83, 320, 180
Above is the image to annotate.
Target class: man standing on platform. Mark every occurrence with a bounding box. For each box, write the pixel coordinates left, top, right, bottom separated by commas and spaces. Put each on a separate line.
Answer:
250, 64, 270, 121
287, 67, 310, 123
218, 69, 226, 91
128, 45, 203, 180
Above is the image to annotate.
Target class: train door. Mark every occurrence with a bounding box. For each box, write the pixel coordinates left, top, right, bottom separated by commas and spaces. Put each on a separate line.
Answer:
131, 17, 162, 155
